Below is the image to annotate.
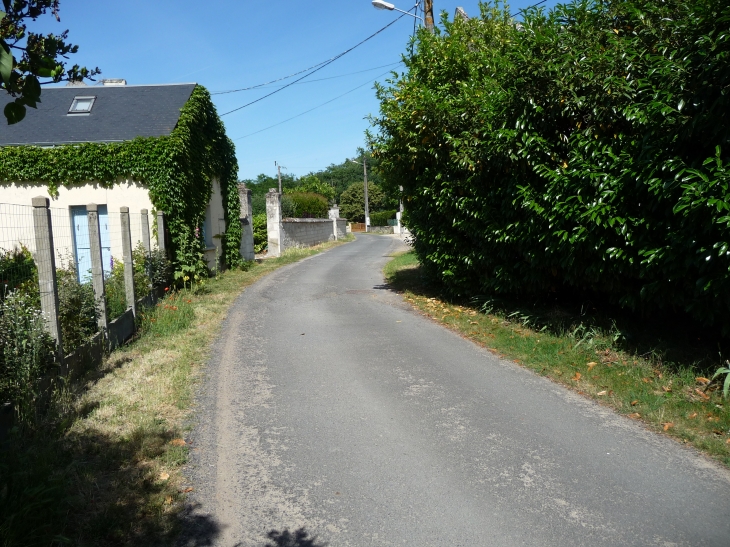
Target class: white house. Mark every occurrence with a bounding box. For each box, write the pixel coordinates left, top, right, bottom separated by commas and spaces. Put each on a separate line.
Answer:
0, 81, 231, 278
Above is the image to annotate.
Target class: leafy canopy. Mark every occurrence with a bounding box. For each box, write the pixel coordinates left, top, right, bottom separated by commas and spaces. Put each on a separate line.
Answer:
0, 0, 99, 124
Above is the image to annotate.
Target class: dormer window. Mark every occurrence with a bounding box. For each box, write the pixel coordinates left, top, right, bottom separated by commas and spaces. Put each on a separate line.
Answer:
68, 96, 96, 115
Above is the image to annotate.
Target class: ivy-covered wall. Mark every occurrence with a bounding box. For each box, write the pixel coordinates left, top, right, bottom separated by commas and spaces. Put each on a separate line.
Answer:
0, 85, 241, 272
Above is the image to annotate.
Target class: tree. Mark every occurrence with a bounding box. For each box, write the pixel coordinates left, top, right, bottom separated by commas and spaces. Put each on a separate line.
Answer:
339, 181, 386, 222
308, 149, 385, 203
0, 0, 100, 124
288, 174, 336, 202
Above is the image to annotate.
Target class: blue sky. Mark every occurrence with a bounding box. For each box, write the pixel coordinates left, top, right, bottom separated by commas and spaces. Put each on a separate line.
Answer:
41, 0, 559, 180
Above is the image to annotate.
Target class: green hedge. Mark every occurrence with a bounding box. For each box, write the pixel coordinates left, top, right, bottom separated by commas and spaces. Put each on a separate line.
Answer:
369, 0, 730, 331
284, 192, 329, 219
370, 210, 397, 226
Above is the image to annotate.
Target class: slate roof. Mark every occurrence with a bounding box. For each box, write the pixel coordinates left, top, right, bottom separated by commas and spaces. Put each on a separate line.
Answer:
0, 83, 197, 146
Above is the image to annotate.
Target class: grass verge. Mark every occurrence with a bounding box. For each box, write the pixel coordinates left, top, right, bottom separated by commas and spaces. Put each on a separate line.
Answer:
384, 251, 730, 467
0, 240, 350, 547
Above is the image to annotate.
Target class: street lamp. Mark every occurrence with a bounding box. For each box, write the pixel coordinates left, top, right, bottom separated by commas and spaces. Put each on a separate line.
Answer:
371, 0, 424, 21
350, 158, 370, 232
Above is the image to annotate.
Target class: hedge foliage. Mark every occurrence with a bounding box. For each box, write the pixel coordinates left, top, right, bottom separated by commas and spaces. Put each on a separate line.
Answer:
0, 86, 241, 273
284, 192, 329, 219
369, 0, 730, 331
370, 209, 397, 226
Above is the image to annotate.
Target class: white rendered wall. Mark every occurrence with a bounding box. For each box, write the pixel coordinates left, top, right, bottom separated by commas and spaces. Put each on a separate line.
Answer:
0, 180, 154, 267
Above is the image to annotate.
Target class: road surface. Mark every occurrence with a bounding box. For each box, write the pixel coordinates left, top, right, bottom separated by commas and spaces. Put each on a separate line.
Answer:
180, 234, 730, 547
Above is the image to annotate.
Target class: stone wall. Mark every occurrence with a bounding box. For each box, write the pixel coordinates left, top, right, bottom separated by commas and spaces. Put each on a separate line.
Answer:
281, 218, 336, 250
266, 189, 347, 255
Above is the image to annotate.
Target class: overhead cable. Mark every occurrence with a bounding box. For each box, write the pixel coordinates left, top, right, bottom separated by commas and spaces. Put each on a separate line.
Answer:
219, 10, 411, 117
233, 69, 396, 141
216, 62, 402, 93
211, 60, 332, 95
511, 0, 549, 18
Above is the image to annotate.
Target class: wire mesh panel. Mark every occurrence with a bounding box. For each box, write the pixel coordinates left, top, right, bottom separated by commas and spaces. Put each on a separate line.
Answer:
48, 206, 77, 275
0, 203, 38, 296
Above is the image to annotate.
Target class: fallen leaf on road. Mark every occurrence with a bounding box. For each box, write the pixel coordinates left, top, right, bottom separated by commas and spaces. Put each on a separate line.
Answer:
630, 400, 638, 406
179, 487, 193, 493
587, 362, 597, 370
469, 321, 478, 325
662, 422, 674, 431
688, 412, 698, 419
170, 438, 186, 447
627, 413, 641, 419
696, 377, 710, 385
642, 377, 650, 383
695, 388, 710, 400
597, 390, 607, 396
661, 385, 672, 393
159, 472, 170, 481
572, 372, 581, 381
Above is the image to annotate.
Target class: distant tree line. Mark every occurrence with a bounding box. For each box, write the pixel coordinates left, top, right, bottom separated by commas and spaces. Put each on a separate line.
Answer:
240, 148, 399, 222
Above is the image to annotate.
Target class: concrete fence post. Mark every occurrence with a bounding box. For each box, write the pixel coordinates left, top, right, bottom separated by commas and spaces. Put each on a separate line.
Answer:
120, 207, 137, 317
328, 206, 340, 241
87, 203, 109, 337
156, 210, 166, 252
266, 189, 282, 258
31, 196, 63, 362
140, 208, 151, 255
238, 184, 255, 261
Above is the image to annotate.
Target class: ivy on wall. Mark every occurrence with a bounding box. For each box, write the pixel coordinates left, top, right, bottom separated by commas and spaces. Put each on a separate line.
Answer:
0, 85, 242, 271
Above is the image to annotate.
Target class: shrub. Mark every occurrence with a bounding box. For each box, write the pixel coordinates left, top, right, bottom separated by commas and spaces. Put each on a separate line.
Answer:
370, 210, 397, 227
56, 259, 97, 353
0, 289, 56, 426
253, 212, 268, 254
286, 175, 336, 201
369, 0, 730, 332
283, 192, 329, 219
0, 246, 36, 301
105, 258, 127, 320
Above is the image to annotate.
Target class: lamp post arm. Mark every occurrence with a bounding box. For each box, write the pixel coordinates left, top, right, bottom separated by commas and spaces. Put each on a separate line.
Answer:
391, 6, 424, 21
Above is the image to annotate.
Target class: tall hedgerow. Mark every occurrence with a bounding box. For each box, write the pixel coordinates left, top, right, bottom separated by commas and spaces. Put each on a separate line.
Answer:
369, 0, 730, 331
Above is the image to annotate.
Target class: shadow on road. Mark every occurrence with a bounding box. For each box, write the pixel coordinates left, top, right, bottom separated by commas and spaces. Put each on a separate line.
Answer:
258, 528, 326, 547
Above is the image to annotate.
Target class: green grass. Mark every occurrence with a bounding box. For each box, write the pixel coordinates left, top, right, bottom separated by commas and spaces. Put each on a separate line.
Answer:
385, 251, 730, 467
0, 240, 350, 547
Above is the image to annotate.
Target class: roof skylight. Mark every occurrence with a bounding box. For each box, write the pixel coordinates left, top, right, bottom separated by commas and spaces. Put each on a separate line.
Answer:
68, 96, 96, 115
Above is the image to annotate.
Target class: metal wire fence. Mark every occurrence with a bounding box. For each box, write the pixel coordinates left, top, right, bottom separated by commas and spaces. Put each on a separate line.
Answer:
0, 203, 37, 297
1, 202, 153, 306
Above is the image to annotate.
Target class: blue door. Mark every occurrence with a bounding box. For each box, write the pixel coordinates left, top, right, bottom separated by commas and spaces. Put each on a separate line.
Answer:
71, 205, 111, 283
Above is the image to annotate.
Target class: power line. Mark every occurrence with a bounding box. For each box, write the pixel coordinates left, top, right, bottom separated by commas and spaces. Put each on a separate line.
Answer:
233, 69, 395, 141
219, 11, 412, 117
211, 60, 332, 95
215, 62, 402, 93
511, 0, 549, 18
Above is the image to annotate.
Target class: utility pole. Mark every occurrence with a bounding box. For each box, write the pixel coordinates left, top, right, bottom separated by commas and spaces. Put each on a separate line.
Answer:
424, 0, 434, 32
363, 156, 370, 233
275, 161, 282, 193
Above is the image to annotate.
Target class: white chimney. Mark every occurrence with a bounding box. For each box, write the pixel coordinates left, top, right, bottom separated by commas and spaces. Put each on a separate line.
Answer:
102, 79, 127, 86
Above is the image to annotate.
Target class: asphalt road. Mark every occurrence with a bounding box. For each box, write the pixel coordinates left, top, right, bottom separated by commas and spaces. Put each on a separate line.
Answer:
181, 234, 730, 547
